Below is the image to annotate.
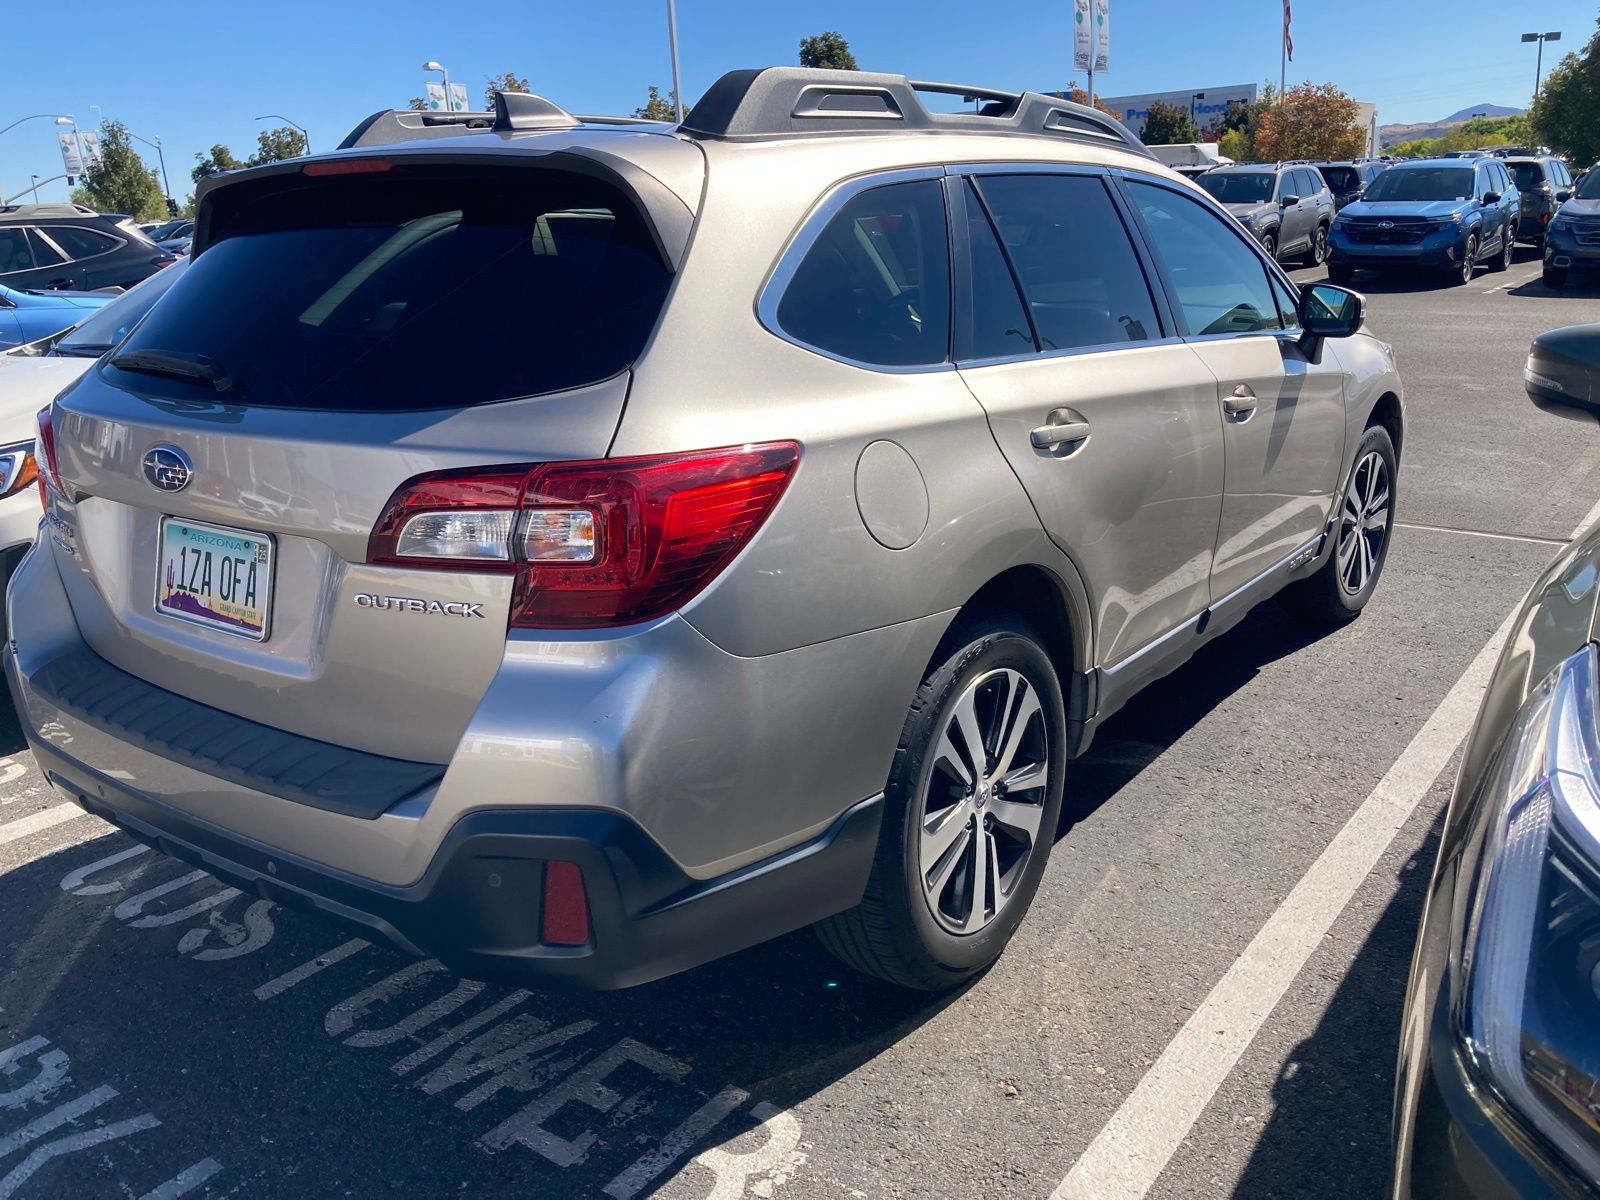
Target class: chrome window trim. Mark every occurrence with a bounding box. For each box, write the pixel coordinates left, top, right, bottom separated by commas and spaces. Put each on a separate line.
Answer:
954, 334, 1184, 371
755, 165, 956, 375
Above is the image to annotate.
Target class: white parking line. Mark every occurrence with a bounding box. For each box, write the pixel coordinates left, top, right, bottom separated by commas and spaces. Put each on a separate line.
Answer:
1051, 491, 1600, 1200
1396, 520, 1568, 547
0, 805, 89, 847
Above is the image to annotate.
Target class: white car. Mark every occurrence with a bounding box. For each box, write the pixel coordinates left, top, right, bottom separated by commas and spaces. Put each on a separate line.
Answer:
0, 263, 187, 601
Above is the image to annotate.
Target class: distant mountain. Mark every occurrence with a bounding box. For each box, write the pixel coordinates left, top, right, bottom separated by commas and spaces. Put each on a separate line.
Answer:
1379, 103, 1525, 147
1441, 103, 1523, 122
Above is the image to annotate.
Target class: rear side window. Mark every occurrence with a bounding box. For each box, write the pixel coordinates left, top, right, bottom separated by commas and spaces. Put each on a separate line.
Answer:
775, 179, 950, 367
117, 165, 674, 411
49, 226, 120, 260
962, 184, 1035, 360
971, 173, 1158, 351
26, 229, 66, 267
1126, 180, 1281, 337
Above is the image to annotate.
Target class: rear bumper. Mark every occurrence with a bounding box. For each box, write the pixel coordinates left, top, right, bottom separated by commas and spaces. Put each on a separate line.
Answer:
14, 677, 882, 989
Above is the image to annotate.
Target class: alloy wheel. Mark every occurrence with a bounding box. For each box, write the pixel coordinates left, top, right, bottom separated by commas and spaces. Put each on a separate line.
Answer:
919, 668, 1050, 935
1311, 226, 1328, 265
1461, 237, 1477, 283
1337, 450, 1391, 596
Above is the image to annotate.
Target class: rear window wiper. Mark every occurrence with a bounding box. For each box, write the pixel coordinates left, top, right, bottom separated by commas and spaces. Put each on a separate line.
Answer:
108, 348, 244, 394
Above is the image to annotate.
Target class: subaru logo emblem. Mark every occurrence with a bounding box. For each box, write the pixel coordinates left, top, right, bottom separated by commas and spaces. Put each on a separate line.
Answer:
142, 445, 192, 493
1378, 220, 1394, 229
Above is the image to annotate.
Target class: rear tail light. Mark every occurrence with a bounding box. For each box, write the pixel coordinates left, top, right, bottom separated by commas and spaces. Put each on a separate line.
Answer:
369, 442, 800, 629
33, 406, 61, 509
302, 158, 393, 177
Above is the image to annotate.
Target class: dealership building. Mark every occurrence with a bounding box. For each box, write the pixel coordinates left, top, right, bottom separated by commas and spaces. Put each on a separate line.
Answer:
1094, 85, 1380, 158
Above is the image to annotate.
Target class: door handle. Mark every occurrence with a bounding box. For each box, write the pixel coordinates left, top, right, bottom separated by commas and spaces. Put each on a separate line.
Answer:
1222, 385, 1257, 420
1030, 412, 1092, 449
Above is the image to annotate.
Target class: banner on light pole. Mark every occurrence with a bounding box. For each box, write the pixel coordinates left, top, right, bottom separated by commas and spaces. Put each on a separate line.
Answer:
79, 130, 102, 170
449, 82, 469, 112
1073, 0, 1092, 71
1095, 0, 1110, 71
424, 82, 447, 111
57, 132, 84, 177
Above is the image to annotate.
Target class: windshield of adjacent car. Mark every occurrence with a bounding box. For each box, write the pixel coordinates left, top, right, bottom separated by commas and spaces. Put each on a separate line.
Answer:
1319, 166, 1360, 191
1577, 171, 1600, 201
1197, 172, 1275, 204
1507, 162, 1546, 191
53, 261, 185, 357
1362, 167, 1476, 203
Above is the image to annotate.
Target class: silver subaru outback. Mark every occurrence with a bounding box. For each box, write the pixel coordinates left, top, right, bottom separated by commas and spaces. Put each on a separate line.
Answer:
7, 68, 1404, 990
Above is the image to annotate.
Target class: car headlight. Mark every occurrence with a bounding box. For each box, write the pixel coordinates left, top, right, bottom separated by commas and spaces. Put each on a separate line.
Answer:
1461, 644, 1600, 1180
1551, 218, 1575, 234
0, 441, 38, 500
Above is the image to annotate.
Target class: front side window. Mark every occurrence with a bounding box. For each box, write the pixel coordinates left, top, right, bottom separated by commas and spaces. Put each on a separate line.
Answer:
971, 173, 1158, 352
1126, 180, 1282, 337
0, 229, 32, 274
776, 179, 950, 368
48, 226, 120, 261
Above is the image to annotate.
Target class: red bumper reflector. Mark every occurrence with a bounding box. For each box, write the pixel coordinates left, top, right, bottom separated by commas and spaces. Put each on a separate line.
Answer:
541, 860, 590, 946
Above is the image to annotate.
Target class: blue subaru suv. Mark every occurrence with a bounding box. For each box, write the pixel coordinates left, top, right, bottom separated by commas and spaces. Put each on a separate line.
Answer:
1327, 157, 1519, 286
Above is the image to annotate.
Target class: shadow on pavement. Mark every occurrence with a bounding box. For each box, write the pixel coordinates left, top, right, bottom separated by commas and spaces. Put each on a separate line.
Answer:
1061, 598, 1329, 837
1228, 810, 1443, 1199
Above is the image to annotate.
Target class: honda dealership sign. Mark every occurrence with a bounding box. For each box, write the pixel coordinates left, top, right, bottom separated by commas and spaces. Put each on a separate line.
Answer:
1097, 84, 1258, 138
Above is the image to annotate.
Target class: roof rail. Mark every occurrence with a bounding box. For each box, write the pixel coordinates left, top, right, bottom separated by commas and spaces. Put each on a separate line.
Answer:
679, 67, 1155, 159
340, 90, 581, 149
0, 202, 100, 218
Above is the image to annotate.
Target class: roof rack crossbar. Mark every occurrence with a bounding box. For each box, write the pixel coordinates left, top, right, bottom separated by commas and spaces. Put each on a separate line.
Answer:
679, 67, 1155, 160
341, 90, 582, 149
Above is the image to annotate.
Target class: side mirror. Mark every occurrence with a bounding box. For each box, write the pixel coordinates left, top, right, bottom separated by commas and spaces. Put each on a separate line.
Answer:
1526, 326, 1600, 423
1298, 283, 1364, 360
1280, 194, 1300, 207
1557, 190, 1573, 203
1482, 191, 1502, 205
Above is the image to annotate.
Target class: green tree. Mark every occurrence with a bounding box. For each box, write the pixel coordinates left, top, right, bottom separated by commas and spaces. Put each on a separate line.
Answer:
633, 85, 680, 120
1254, 82, 1366, 161
484, 70, 531, 108
191, 143, 245, 185
1141, 100, 1200, 145
69, 121, 166, 220
1531, 19, 1600, 165
248, 126, 307, 165
799, 31, 858, 70
1217, 128, 1253, 162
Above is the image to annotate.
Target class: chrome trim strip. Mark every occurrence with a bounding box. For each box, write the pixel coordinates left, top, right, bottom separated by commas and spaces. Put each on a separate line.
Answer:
1101, 534, 1322, 681
754, 165, 955, 376
954, 334, 1186, 371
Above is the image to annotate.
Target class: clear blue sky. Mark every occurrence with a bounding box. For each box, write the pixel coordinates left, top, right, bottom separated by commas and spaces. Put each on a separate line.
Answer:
5, 0, 1594, 206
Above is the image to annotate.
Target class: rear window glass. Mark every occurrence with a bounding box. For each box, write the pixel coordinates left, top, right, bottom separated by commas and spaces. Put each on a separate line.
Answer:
114, 166, 672, 411
1508, 162, 1545, 191
775, 179, 950, 367
1319, 167, 1359, 191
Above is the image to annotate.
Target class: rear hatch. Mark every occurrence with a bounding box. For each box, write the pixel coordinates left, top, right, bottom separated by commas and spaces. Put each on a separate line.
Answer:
44, 152, 692, 763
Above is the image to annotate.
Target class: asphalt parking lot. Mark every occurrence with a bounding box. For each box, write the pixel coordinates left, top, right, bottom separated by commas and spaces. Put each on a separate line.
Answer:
0, 249, 1597, 1200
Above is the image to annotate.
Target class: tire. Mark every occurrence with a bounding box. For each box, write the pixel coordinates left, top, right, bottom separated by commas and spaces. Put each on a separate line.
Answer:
1449, 235, 1478, 286
815, 609, 1067, 990
1302, 223, 1329, 267
1327, 263, 1354, 286
1490, 230, 1513, 272
1260, 231, 1278, 261
1278, 424, 1397, 626
1544, 266, 1568, 289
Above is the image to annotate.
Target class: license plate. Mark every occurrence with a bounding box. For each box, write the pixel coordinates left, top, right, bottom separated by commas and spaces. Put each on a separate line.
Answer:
155, 517, 274, 641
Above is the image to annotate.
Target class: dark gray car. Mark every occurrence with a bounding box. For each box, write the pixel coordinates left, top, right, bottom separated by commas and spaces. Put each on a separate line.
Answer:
1197, 163, 1336, 265
5, 70, 1405, 992
0, 204, 176, 291
1390, 323, 1600, 1197
1504, 156, 1576, 245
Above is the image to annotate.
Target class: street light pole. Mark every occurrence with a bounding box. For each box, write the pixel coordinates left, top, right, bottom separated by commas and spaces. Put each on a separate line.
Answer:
1522, 31, 1562, 101
666, 0, 686, 123
423, 60, 453, 112
124, 129, 172, 203
254, 115, 312, 157
29, 176, 39, 202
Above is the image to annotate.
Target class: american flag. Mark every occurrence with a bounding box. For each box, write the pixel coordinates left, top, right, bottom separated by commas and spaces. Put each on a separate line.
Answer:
1284, 0, 1294, 61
